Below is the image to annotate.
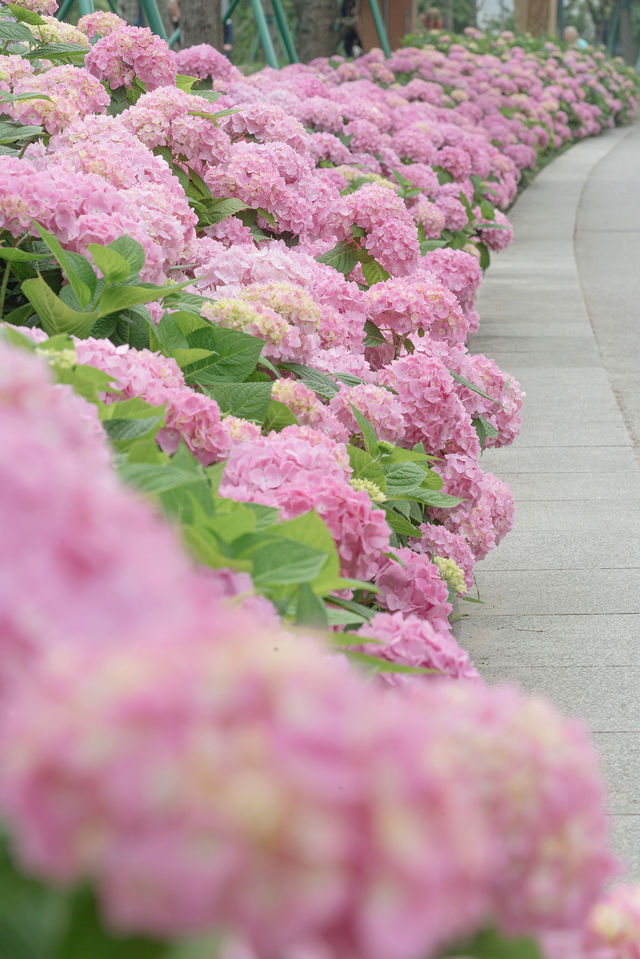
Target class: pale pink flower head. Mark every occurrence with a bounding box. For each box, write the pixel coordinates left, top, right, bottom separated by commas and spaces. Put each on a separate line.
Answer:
358, 611, 480, 686
373, 548, 452, 631
85, 25, 177, 91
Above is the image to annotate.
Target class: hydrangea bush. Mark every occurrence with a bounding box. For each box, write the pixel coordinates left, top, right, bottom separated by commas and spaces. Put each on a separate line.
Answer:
0, 2, 638, 955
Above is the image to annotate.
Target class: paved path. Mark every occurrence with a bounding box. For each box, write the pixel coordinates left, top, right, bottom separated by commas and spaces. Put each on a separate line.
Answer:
455, 122, 640, 878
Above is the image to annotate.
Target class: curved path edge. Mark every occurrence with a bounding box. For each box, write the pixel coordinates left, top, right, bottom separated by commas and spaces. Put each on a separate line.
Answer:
454, 122, 640, 878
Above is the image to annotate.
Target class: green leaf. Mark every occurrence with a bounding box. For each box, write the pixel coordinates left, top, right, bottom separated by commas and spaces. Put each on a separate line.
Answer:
273, 511, 341, 595
349, 404, 379, 457
119, 462, 207, 495
6, 3, 45, 23
316, 240, 360, 276
34, 224, 96, 309
295, 583, 329, 628
384, 462, 427, 497
206, 197, 248, 223
182, 327, 264, 384
362, 318, 387, 346
279, 363, 339, 400
0, 835, 67, 959
97, 283, 186, 316
0, 20, 35, 42
359, 255, 390, 286
250, 540, 328, 587
206, 382, 272, 423
472, 414, 499, 451
54, 362, 115, 404
383, 504, 420, 536
107, 235, 146, 275
155, 312, 190, 353
2, 302, 35, 326
348, 445, 387, 492
0, 246, 48, 263
175, 73, 198, 92
21, 277, 98, 338
102, 416, 163, 444
414, 489, 463, 508
448, 368, 503, 407
478, 241, 490, 271
0, 120, 43, 143
443, 927, 544, 959
87, 243, 131, 284
53, 886, 164, 959
24, 42, 88, 60
262, 398, 298, 432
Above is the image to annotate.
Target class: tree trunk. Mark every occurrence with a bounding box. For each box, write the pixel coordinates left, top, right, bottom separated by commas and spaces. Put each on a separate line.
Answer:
180, 0, 223, 50
294, 0, 337, 61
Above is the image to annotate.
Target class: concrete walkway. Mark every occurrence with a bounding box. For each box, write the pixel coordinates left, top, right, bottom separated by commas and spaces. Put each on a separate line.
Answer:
455, 122, 640, 878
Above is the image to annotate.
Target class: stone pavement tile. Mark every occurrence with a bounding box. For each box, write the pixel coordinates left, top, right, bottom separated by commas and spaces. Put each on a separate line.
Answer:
476, 446, 638, 474
477, 319, 593, 338
595, 733, 640, 814
609, 815, 640, 879
493, 471, 640, 502
473, 335, 598, 356
469, 568, 640, 616
507, 500, 640, 532
478, 529, 640, 571
513, 417, 631, 449
454, 614, 640, 668
476, 351, 603, 369
474, 664, 640, 731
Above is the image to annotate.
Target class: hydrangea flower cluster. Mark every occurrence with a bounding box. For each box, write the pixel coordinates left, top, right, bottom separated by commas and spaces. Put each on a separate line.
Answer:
11, 66, 109, 135
85, 25, 177, 91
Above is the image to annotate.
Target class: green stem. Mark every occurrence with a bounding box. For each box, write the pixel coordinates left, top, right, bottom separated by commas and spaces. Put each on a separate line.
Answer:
0, 257, 12, 321
0, 237, 21, 321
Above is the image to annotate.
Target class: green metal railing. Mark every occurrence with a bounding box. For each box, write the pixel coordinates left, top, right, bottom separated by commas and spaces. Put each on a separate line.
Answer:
57, 0, 392, 65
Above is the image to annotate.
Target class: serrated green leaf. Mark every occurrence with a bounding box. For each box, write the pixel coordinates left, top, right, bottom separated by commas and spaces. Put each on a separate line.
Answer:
88, 243, 131, 284
119, 463, 206, 495
24, 41, 88, 59
53, 886, 165, 959
262, 398, 298, 432
0, 246, 48, 263
0, 120, 43, 143
316, 239, 360, 276
0, 20, 35, 42
7, 3, 45, 23
384, 462, 429, 497
21, 277, 98, 338
206, 197, 248, 224
175, 73, 198, 92
34, 224, 96, 308
348, 445, 387, 492
181, 327, 264, 384
359, 255, 390, 286
279, 363, 339, 400
107, 236, 146, 274
102, 416, 163, 444
349, 404, 379, 457
443, 927, 543, 959
362, 318, 387, 346
295, 583, 329, 628
383, 504, 420, 536
448, 368, 503, 407
207, 382, 272, 423
250, 540, 328, 587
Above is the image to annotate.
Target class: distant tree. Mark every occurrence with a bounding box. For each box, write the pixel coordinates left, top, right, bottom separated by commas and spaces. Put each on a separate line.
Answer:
294, 0, 338, 60
180, 0, 223, 48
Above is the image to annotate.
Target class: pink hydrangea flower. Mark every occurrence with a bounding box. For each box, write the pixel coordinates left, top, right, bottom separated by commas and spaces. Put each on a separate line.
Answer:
358, 611, 480, 684
85, 25, 177, 91
373, 548, 452, 631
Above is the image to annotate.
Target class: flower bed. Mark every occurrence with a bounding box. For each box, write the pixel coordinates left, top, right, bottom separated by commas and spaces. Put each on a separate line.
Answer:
0, 4, 638, 956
